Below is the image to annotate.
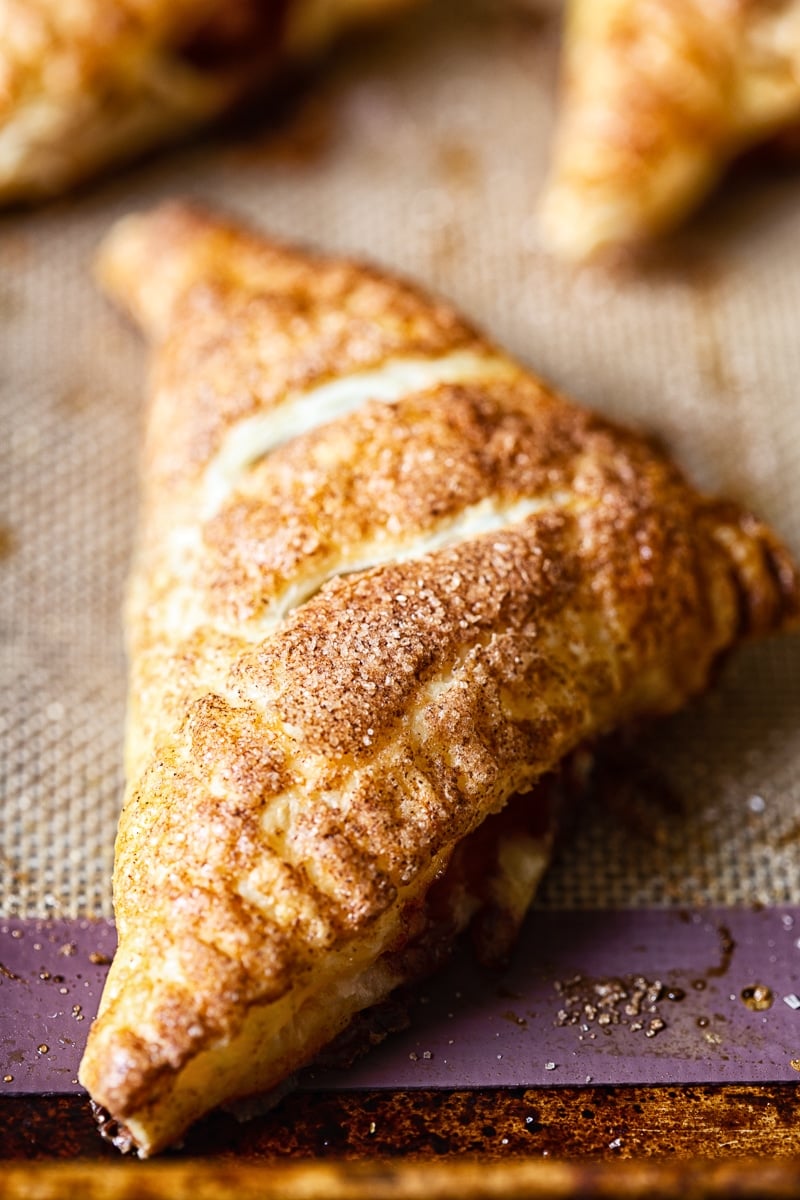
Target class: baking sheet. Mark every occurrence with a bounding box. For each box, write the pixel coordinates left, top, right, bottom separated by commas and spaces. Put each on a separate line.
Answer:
1, 0, 800, 1101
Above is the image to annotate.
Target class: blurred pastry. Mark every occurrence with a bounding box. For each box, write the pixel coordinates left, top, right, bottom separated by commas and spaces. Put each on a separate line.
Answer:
540, 0, 800, 258
78, 201, 799, 1155
0, 0, 416, 202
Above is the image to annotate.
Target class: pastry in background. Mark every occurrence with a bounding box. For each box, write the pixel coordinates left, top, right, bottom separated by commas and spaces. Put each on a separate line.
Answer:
78, 201, 799, 1155
539, 0, 800, 258
0, 0, 417, 202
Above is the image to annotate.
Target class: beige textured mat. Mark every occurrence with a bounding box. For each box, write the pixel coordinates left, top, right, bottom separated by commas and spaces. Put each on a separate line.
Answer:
1, 0, 799, 919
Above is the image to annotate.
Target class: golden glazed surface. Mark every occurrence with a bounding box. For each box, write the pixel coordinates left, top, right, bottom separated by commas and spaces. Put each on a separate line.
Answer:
78, 203, 799, 1155
0, 0, 415, 201
540, 0, 800, 258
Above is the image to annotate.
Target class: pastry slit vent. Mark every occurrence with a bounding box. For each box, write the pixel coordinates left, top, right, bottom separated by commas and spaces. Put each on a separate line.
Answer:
202, 350, 519, 516
267, 491, 584, 624
162, 489, 587, 647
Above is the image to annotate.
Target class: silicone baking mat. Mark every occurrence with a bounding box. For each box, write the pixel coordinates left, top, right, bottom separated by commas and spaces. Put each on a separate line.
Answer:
1, 0, 799, 1091
5, 907, 800, 1093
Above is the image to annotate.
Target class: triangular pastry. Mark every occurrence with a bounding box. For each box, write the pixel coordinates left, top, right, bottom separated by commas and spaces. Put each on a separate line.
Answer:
540, 0, 800, 258
0, 0, 415, 202
78, 202, 799, 1155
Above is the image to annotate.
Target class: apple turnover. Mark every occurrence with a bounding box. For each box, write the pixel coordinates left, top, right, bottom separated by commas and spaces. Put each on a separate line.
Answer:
540, 0, 800, 258
0, 0, 416, 202
78, 202, 799, 1154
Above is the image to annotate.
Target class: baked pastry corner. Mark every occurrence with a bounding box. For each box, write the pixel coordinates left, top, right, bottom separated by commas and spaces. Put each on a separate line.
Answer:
539, 0, 800, 258
0, 0, 419, 203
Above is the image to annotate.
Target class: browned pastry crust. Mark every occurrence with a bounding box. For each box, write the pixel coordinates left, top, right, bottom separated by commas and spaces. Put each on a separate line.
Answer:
0, 0, 417, 202
540, 0, 800, 258
78, 202, 799, 1155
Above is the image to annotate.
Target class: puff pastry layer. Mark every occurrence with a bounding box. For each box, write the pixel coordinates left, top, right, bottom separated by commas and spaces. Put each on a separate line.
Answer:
78, 202, 799, 1155
541, 0, 800, 258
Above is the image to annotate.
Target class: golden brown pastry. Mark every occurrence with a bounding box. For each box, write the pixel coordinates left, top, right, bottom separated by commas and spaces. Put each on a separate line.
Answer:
540, 0, 800, 258
0, 0, 416, 202
78, 202, 799, 1156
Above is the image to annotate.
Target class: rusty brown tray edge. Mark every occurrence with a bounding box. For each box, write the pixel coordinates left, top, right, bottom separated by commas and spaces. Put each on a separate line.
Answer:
2, 1152, 800, 1200
4, 1083, 800, 1196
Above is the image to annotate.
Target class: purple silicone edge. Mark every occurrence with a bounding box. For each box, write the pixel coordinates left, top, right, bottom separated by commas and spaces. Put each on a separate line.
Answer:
0, 917, 116, 1094
2, 907, 800, 1095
